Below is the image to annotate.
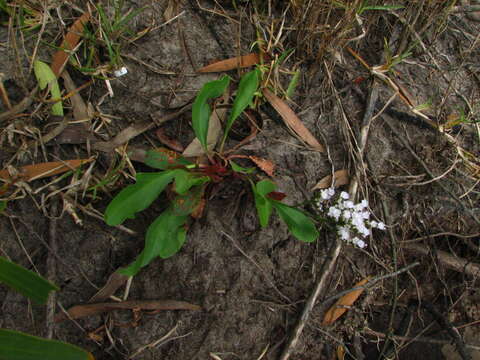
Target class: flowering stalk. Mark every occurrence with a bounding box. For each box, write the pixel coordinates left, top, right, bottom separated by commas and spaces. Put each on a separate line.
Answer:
315, 188, 385, 248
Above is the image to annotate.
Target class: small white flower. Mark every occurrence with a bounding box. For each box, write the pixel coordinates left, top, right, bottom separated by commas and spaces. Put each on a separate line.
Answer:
377, 222, 386, 230
342, 210, 352, 220
328, 206, 342, 221
340, 191, 350, 199
354, 238, 367, 248
370, 220, 378, 228
355, 199, 369, 211
338, 226, 351, 241
321, 187, 335, 200
344, 200, 355, 209
360, 211, 370, 220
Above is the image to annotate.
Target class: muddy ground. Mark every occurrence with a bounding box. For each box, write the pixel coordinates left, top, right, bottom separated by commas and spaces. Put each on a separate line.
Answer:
1, 1, 480, 359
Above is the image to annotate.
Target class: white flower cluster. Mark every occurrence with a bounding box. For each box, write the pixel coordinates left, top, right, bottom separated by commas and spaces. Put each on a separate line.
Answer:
316, 188, 385, 248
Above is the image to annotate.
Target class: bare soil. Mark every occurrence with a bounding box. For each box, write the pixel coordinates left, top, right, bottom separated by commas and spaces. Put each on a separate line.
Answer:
1, 1, 480, 359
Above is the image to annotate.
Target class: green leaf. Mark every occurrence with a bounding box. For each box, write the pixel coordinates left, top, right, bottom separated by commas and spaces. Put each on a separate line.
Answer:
252, 179, 276, 228
230, 160, 255, 174
0, 200, 6, 212
221, 68, 260, 146
0, 329, 93, 360
192, 75, 230, 150
33, 60, 63, 116
173, 170, 209, 195
104, 171, 176, 226
0, 257, 58, 305
271, 201, 319, 243
120, 208, 188, 276
172, 188, 203, 216
144, 149, 192, 170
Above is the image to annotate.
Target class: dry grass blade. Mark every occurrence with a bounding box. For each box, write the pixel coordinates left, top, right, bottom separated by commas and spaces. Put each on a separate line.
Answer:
322, 277, 370, 326
55, 300, 202, 322
313, 170, 349, 190
263, 89, 324, 152
198, 53, 260, 72
0, 159, 93, 182
51, 12, 91, 77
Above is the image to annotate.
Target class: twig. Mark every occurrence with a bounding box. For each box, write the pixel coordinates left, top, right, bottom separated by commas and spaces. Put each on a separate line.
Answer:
404, 243, 480, 278
278, 238, 342, 360
364, 329, 480, 351
319, 262, 420, 305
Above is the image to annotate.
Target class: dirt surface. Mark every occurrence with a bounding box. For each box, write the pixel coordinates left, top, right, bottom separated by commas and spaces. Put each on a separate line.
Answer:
1, 1, 480, 359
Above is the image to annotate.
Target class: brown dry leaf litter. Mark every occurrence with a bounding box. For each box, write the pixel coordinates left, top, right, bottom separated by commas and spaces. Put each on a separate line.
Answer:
322, 277, 370, 326
0, 159, 93, 182
263, 89, 325, 152
197, 53, 261, 73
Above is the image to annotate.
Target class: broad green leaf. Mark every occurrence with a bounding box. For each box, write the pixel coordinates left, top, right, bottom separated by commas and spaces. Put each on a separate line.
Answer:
173, 170, 209, 195
252, 179, 276, 228
0, 257, 58, 304
0, 200, 6, 212
230, 160, 255, 174
120, 208, 188, 276
104, 171, 176, 226
0, 329, 93, 360
222, 68, 259, 146
33, 60, 63, 116
271, 201, 319, 243
192, 75, 230, 150
144, 149, 192, 170
172, 186, 204, 216
256, 179, 276, 196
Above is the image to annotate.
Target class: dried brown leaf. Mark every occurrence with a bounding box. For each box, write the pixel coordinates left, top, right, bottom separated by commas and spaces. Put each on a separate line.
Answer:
249, 156, 275, 177
183, 108, 227, 158
322, 277, 370, 325
263, 89, 324, 152
0, 159, 93, 182
312, 169, 349, 190
156, 128, 184, 152
89, 270, 129, 303
51, 12, 91, 77
198, 53, 260, 73
55, 300, 201, 322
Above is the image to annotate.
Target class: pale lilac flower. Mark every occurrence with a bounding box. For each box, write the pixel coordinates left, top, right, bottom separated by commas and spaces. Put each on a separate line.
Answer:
340, 191, 350, 200
377, 222, 386, 230
353, 238, 366, 248
370, 220, 378, 228
338, 226, 350, 241
328, 206, 342, 221
321, 187, 335, 201
344, 200, 355, 209
342, 210, 352, 220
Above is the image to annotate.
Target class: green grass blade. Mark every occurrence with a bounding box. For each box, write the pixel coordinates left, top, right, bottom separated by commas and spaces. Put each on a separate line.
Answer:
0, 329, 93, 360
120, 208, 188, 276
0, 257, 58, 304
33, 60, 63, 116
286, 70, 300, 99
104, 171, 176, 226
271, 201, 319, 243
221, 68, 259, 149
192, 75, 230, 151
